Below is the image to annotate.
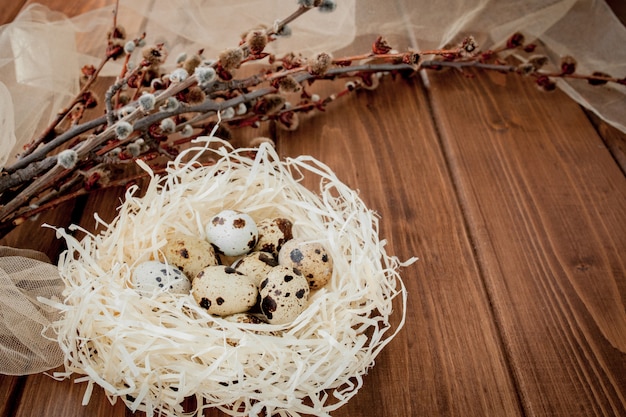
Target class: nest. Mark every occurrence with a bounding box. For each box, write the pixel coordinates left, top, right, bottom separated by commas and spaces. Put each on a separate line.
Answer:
49, 138, 409, 417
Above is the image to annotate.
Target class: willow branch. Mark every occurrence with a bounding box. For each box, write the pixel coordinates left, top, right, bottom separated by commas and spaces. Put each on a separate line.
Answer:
19, 56, 111, 159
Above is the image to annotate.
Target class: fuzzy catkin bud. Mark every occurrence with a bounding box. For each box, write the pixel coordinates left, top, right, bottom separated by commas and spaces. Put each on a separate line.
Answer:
118, 105, 135, 117
277, 75, 302, 94
180, 124, 194, 137
219, 47, 245, 71
169, 68, 189, 83
318, 0, 337, 12
185, 86, 206, 104
308, 52, 333, 76
160, 118, 176, 133
275, 23, 292, 37
127, 142, 141, 157
183, 54, 203, 74
195, 66, 217, 86
221, 107, 236, 119
246, 29, 268, 54
142, 44, 167, 66
236, 102, 247, 115
176, 52, 188, 64
123, 41, 136, 54
254, 94, 286, 115
115, 121, 133, 139
57, 149, 78, 169
138, 93, 156, 112
160, 97, 180, 111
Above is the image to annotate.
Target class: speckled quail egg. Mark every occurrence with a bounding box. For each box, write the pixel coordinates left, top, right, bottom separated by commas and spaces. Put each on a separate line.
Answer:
131, 260, 191, 295
162, 234, 219, 280
254, 217, 293, 256
278, 239, 333, 290
224, 313, 282, 334
233, 251, 278, 286
192, 265, 258, 316
206, 210, 258, 257
259, 265, 310, 325
223, 313, 280, 346
224, 312, 267, 325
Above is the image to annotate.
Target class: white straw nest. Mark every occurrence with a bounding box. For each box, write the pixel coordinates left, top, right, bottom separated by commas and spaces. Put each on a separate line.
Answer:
47, 137, 411, 417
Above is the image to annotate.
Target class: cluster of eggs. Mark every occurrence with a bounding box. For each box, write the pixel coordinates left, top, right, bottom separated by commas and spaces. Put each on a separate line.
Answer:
130, 209, 333, 325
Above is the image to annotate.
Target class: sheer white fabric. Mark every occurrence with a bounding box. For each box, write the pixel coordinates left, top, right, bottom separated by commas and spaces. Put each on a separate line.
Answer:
0, 247, 64, 375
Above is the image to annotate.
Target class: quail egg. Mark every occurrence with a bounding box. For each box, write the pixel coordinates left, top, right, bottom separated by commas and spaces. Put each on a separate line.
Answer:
254, 217, 293, 256
162, 233, 219, 280
259, 265, 310, 325
131, 260, 191, 295
233, 251, 278, 286
206, 210, 258, 257
278, 239, 333, 290
192, 265, 258, 316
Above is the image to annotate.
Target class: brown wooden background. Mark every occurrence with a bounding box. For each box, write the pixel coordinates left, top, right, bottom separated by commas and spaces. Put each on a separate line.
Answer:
1, 1, 625, 416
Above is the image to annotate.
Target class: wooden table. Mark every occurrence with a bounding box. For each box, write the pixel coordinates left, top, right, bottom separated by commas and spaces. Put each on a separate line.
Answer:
1, 1, 625, 416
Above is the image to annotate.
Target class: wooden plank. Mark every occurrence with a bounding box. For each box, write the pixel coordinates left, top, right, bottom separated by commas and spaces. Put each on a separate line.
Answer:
0, 200, 79, 262
587, 111, 626, 175
0, 375, 24, 416
0, 2, 28, 25
23, 0, 114, 17
276, 74, 523, 416
14, 370, 129, 417
427, 67, 626, 416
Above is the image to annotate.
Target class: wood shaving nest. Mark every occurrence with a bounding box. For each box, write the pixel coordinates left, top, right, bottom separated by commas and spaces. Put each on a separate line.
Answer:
44, 137, 413, 417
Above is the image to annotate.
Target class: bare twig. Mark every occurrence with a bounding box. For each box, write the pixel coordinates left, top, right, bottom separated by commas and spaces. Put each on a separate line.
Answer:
0, 3, 621, 238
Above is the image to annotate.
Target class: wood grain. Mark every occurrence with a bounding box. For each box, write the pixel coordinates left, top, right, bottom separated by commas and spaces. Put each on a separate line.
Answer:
587, 111, 626, 175
0, 2, 28, 26
427, 68, 626, 416
0, 375, 24, 416
277, 75, 523, 417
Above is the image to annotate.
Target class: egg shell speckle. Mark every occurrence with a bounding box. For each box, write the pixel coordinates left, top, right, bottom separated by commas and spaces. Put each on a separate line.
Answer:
259, 265, 309, 325
233, 251, 278, 286
206, 210, 258, 257
278, 239, 333, 290
254, 217, 293, 256
131, 260, 191, 295
192, 265, 258, 316
162, 234, 219, 280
